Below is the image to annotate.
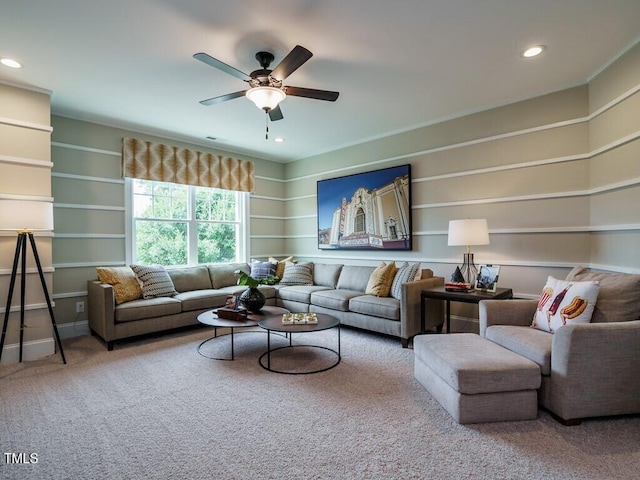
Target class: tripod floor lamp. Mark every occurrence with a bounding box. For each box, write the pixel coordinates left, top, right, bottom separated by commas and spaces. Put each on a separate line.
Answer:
0, 200, 66, 364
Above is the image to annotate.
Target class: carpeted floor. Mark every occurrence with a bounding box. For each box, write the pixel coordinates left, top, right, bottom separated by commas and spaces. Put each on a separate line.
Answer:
1, 326, 639, 480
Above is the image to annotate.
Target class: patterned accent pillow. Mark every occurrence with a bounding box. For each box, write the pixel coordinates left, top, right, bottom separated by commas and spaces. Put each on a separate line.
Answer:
531, 276, 599, 333
130, 264, 178, 299
269, 256, 294, 279
96, 266, 142, 304
365, 262, 397, 297
250, 260, 277, 279
279, 261, 313, 285
390, 262, 421, 300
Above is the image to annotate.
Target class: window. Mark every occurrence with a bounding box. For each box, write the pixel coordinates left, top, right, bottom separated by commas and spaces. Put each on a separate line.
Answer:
129, 179, 246, 265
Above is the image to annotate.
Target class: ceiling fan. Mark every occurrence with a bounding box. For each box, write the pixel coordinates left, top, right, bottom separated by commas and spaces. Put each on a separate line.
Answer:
193, 45, 339, 122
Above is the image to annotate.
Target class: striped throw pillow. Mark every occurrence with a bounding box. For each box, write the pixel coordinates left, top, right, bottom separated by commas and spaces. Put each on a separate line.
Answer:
130, 264, 178, 299
390, 262, 421, 300
279, 262, 313, 285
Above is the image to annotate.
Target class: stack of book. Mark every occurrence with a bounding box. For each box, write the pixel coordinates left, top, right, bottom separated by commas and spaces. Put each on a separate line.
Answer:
444, 282, 474, 292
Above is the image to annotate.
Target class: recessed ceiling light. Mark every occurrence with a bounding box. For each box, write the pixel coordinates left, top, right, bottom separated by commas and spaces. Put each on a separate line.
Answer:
521, 45, 546, 58
274, 137, 285, 143
1, 57, 22, 68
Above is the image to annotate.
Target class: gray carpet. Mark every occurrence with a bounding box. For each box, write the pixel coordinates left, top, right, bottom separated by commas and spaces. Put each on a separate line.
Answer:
1, 326, 639, 480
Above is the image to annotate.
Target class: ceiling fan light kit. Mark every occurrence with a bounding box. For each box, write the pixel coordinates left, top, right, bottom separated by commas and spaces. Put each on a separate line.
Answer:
246, 86, 286, 111
194, 45, 339, 131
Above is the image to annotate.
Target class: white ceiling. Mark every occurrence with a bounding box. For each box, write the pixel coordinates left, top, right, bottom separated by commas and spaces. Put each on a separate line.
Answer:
1, 1, 640, 163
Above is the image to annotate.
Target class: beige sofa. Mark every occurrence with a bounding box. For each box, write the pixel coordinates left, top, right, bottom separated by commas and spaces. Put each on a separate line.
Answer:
88, 261, 444, 350
479, 266, 640, 424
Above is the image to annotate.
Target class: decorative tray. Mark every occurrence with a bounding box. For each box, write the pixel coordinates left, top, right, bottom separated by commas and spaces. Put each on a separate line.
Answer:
215, 307, 248, 320
282, 312, 318, 325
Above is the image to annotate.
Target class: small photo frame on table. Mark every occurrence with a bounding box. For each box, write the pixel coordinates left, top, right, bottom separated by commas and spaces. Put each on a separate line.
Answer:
475, 265, 500, 292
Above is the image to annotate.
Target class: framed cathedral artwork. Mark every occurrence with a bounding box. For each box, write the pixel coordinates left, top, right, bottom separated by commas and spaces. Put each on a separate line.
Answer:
317, 164, 413, 250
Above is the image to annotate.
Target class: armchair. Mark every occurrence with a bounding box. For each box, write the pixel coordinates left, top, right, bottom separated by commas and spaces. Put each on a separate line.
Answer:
479, 267, 640, 425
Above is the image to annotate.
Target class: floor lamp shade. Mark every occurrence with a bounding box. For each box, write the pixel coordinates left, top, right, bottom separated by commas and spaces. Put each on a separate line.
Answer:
0, 200, 54, 232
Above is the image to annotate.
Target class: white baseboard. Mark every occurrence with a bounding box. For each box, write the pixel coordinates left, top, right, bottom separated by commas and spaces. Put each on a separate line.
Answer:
0, 322, 89, 364
58, 320, 90, 339
0, 337, 55, 364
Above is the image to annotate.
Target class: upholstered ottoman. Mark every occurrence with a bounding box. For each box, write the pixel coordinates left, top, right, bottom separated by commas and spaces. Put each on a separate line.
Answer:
414, 333, 541, 424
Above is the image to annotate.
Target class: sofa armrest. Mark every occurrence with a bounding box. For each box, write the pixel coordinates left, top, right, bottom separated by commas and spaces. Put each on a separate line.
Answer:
401, 276, 445, 341
87, 280, 116, 343
479, 299, 537, 337
548, 320, 640, 419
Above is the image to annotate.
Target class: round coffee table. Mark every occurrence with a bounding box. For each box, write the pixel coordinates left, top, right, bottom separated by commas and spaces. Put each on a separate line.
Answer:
197, 305, 288, 361
258, 313, 341, 374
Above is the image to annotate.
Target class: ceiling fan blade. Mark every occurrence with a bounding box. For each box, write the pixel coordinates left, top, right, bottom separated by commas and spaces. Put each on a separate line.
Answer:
269, 105, 284, 121
284, 86, 339, 102
271, 45, 313, 81
199, 90, 247, 106
193, 52, 251, 81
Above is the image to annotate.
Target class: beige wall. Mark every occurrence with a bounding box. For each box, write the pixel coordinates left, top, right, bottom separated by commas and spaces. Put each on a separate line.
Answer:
0, 81, 55, 362
283, 42, 640, 305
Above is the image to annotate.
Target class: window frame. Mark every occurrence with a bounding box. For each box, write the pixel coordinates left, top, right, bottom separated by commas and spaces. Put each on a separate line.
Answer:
125, 178, 249, 266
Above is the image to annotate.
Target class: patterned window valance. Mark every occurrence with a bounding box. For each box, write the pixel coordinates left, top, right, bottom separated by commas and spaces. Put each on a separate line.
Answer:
122, 137, 255, 193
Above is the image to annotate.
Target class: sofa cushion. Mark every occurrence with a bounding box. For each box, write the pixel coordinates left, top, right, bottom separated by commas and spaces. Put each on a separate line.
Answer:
336, 265, 375, 292
250, 260, 277, 279
277, 285, 332, 304
390, 262, 421, 300
311, 289, 364, 312
130, 264, 178, 299
96, 266, 142, 304
167, 266, 212, 292
174, 290, 228, 312
365, 262, 397, 297
532, 276, 599, 333
313, 263, 343, 288
486, 325, 553, 375
280, 262, 314, 285
208, 263, 249, 289
114, 297, 182, 323
349, 295, 400, 320
565, 266, 640, 323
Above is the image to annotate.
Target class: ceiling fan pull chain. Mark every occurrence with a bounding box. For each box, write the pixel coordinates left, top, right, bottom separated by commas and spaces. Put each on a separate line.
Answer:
265, 111, 269, 140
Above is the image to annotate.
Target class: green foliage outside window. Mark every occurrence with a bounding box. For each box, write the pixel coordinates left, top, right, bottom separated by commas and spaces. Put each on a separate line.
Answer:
133, 180, 241, 265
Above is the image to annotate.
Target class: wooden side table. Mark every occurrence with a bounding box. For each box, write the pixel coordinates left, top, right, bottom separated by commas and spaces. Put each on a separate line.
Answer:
420, 286, 513, 334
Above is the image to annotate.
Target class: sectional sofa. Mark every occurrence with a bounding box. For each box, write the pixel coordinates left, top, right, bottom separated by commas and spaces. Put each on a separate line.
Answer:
88, 261, 444, 350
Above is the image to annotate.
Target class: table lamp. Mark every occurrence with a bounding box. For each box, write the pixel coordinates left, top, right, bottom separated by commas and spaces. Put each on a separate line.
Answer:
0, 199, 66, 363
447, 219, 490, 287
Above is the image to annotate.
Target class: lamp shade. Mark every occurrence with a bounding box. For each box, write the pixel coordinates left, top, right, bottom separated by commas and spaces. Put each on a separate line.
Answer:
0, 200, 54, 231
447, 219, 490, 246
246, 86, 286, 111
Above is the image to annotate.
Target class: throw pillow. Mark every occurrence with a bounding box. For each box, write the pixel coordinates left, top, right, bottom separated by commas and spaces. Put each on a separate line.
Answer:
279, 261, 313, 285
390, 262, 421, 300
130, 264, 178, 299
250, 260, 277, 279
531, 276, 599, 333
365, 262, 397, 297
96, 266, 142, 304
269, 256, 294, 279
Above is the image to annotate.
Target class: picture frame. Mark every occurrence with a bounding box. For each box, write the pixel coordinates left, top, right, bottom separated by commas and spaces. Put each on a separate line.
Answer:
475, 264, 501, 292
317, 164, 412, 250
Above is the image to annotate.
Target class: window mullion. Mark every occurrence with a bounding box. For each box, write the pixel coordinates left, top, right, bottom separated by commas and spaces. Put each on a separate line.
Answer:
188, 186, 198, 265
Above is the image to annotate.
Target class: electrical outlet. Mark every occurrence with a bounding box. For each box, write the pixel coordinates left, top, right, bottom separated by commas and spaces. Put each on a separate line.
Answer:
76, 301, 85, 313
